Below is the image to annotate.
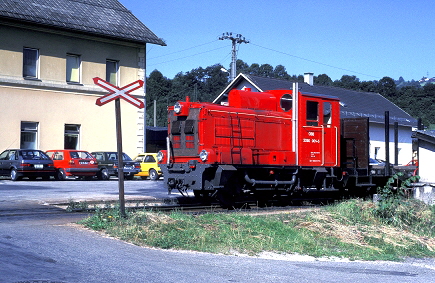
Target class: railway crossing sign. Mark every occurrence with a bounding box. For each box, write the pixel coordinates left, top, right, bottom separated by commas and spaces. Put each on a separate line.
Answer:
94, 77, 144, 108
93, 77, 146, 217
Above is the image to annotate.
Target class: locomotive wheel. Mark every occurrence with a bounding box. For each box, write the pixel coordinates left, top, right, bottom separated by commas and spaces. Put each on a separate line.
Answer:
216, 173, 244, 209
193, 190, 213, 204
216, 189, 236, 209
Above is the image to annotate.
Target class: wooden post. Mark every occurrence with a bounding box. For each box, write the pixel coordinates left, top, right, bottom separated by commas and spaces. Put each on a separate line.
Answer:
115, 98, 126, 218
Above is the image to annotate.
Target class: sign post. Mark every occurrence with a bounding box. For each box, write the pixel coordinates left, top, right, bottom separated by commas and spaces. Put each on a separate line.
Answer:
94, 77, 144, 217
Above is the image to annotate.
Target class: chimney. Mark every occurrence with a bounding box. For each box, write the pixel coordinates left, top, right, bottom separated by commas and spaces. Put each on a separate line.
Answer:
304, 72, 314, 86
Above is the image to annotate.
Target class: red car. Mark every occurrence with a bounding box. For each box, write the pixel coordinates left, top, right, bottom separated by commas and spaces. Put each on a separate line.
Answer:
46, 149, 99, 180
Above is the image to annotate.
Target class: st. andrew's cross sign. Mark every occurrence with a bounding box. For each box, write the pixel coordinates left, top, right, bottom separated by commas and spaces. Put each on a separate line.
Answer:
94, 77, 144, 108
94, 77, 145, 217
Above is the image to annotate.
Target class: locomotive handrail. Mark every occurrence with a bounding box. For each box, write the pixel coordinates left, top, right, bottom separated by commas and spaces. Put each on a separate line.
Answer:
207, 109, 292, 120
244, 170, 298, 187
334, 126, 338, 166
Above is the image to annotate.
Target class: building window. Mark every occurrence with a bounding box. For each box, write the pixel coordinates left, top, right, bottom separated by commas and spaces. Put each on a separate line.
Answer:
66, 54, 81, 83
23, 48, 39, 79
64, 124, 80, 149
106, 60, 119, 85
20, 122, 38, 149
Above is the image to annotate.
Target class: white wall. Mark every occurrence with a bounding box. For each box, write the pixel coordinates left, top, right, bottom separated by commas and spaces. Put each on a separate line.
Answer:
368, 123, 413, 165
418, 140, 435, 183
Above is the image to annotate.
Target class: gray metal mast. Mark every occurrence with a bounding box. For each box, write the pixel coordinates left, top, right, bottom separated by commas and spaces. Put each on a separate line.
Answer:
219, 33, 249, 81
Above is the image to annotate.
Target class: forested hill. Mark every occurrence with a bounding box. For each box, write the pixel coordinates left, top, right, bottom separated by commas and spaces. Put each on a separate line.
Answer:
146, 60, 435, 129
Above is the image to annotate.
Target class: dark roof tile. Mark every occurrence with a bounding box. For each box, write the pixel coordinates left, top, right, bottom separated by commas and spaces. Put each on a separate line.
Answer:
0, 0, 165, 46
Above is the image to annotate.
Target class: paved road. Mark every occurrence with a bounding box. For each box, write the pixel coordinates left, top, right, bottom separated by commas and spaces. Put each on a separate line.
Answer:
1, 179, 435, 283
0, 177, 175, 204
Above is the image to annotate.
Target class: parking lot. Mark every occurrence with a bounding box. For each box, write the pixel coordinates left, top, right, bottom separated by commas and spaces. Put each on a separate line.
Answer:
0, 177, 178, 205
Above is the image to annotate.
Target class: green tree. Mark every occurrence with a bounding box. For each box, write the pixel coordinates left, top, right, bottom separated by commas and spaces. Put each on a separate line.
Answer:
314, 74, 333, 86
146, 70, 172, 127
248, 63, 260, 75
377, 76, 396, 97
258, 64, 274, 77
236, 59, 249, 76
272, 65, 290, 79
333, 75, 361, 90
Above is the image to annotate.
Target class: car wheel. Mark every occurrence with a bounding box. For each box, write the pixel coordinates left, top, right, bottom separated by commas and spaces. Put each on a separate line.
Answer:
10, 169, 21, 181
98, 168, 110, 180
149, 169, 159, 181
55, 169, 66, 181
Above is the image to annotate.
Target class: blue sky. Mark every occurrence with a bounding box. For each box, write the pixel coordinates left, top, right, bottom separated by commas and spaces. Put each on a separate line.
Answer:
121, 0, 433, 82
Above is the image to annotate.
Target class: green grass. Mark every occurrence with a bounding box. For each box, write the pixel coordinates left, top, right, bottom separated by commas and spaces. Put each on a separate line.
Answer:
79, 198, 435, 261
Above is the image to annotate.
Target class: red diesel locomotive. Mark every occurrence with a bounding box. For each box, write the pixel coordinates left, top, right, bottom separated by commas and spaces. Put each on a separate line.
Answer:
157, 84, 411, 207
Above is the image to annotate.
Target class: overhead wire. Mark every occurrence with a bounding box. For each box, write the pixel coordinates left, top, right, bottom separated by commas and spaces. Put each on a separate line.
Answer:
147, 40, 220, 60
146, 38, 380, 79
250, 42, 379, 79
147, 45, 228, 67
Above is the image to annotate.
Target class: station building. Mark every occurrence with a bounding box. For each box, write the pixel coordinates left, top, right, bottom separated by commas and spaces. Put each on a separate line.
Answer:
0, 0, 165, 156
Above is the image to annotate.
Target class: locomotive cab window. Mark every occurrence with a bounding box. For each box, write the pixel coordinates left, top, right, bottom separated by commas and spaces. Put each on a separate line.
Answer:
306, 101, 319, 126
323, 102, 332, 127
280, 93, 292, 112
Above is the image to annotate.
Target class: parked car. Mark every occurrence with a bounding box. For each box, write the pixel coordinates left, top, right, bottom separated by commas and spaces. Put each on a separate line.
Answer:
133, 153, 162, 181
45, 149, 99, 180
0, 149, 55, 181
91, 151, 140, 180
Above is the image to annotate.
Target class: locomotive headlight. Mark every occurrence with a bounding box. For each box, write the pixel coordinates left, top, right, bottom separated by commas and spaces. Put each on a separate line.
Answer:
157, 151, 164, 162
199, 149, 209, 162
174, 102, 182, 114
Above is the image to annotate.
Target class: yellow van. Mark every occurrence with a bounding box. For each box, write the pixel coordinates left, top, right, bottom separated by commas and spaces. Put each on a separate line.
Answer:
133, 153, 162, 180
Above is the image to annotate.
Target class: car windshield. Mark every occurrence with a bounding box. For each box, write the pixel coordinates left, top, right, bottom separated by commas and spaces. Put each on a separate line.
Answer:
134, 156, 144, 162
70, 151, 93, 159
107, 152, 132, 161
20, 150, 50, 160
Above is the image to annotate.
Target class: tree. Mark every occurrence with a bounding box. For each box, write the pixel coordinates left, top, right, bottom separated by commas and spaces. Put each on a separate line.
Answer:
314, 74, 333, 86
272, 65, 290, 79
201, 64, 230, 102
247, 63, 260, 75
236, 59, 249, 76
258, 64, 274, 77
333, 75, 360, 90
377, 76, 396, 97
146, 70, 172, 127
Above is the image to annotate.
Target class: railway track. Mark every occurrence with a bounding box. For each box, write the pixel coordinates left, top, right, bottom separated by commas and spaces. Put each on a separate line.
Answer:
48, 196, 321, 216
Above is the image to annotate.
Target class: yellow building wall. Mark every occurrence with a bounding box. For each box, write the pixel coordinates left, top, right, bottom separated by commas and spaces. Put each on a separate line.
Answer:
0, 85, 142, 157
0, 23, 146, 158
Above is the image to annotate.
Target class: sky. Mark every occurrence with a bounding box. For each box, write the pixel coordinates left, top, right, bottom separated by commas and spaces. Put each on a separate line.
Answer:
121, 0, 434, 82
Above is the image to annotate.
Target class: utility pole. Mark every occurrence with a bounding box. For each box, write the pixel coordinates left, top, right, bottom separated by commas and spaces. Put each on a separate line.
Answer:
219, 32, 249, 81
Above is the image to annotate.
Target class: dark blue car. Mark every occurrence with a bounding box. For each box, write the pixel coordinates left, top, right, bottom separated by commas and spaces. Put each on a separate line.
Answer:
0, 149, 56, 181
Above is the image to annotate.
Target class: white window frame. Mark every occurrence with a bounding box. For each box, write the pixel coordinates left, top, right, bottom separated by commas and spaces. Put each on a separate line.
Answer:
106, 59, 119, 86
20, 121, 39, 149
66, 54, 81, 83
23, 47, 39, 79
64, 124, 81, 150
